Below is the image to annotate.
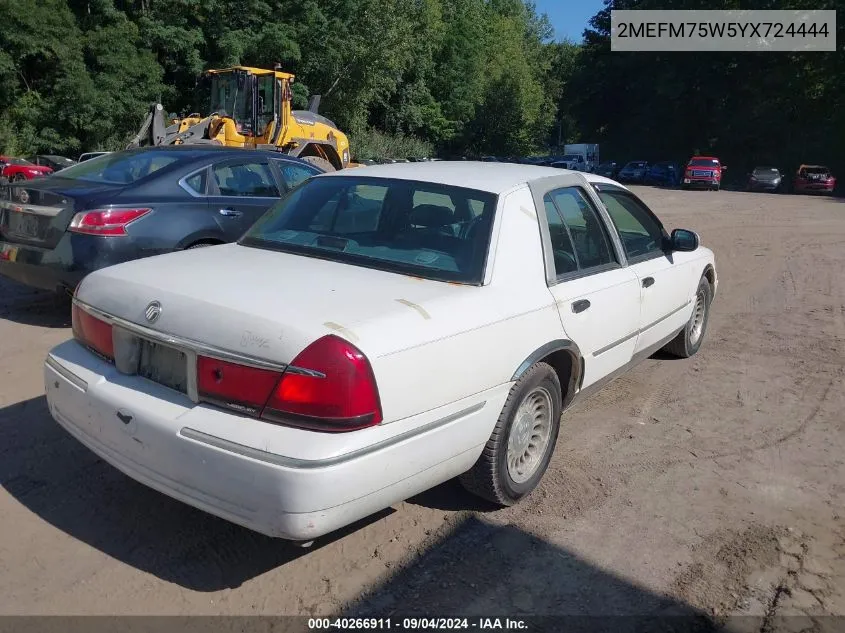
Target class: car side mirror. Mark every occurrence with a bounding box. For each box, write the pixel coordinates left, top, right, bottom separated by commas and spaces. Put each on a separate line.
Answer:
671, 228, 699, 252
721, 165, 727, 171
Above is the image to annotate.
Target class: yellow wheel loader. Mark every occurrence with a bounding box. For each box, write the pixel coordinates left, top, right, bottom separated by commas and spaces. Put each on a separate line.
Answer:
128, 66, 351, 171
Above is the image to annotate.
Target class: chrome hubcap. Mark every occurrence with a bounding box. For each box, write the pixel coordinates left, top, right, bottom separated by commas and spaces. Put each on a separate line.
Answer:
689, 289, 707, 345
506, 387, 553, 484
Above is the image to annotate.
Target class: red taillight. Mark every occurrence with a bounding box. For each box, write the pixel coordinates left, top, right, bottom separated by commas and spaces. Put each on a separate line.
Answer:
69, 208, 151, 236
263, 335, 382, 431
196, 356, 282, 415
71, 303, 114, 360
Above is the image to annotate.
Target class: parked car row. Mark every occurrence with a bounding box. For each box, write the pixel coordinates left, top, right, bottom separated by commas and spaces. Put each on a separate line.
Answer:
602, 156, 836, 195
0, 147, 323, 294
36, 158, 718, 542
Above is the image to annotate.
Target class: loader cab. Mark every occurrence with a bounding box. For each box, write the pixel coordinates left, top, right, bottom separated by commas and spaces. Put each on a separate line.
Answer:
207, 67, 293, 147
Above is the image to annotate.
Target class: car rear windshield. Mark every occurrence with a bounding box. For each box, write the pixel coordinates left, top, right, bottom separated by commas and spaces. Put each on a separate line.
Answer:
7, 158, 34, 166
55, 150, 181, 185
689, 158, 719, 166
241, 175, 498, 285
803, 166, 830, 175
753, 167, 779, 175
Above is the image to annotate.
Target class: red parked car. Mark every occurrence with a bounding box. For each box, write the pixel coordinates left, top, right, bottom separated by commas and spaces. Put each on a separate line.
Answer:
0, 156, 53, 183
682, 156, 726, 191
793, 164, 835, 195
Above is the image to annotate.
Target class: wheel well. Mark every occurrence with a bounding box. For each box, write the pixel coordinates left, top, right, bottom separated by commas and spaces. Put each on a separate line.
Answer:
298, 143, 342, 170
703, 265, 716, 290
539, 349, 580, 408
185, 238, 224, 248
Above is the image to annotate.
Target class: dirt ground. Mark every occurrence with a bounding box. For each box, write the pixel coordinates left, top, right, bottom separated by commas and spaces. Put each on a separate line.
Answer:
0, 186, 843, 626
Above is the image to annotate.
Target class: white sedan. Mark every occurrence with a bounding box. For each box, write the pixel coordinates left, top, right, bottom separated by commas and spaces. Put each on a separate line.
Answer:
45, 162, 717, 541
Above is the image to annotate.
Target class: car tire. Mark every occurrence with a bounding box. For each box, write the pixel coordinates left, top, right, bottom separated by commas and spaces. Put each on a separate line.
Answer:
13, 174, 26, 182
301, 156, 336, 172
459, 362, 562, 506
186, 242, 219, 249
663, 275, 713, 359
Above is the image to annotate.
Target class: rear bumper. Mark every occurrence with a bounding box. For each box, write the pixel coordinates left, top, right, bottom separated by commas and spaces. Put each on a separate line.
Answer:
794, 184, 834, 194
44, 340, 506, 540
0, 234, 141, 293
0, 243, 84, 292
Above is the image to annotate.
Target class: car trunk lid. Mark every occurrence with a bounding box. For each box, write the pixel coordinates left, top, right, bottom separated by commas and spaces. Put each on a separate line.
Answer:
0, 179, 121, 249
75, 243, 473, 366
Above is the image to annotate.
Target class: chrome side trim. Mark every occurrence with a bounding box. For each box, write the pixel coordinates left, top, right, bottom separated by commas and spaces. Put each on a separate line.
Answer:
74, 299, 288, 373
46, 355, 88, 391
179, 401, 487, 470
639, 301, 691, 334
592, 300, 691, 357
593, 330, 639, 357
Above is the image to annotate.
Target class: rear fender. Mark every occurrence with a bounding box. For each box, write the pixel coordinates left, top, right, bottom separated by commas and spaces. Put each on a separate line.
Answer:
512, 339, 583, 407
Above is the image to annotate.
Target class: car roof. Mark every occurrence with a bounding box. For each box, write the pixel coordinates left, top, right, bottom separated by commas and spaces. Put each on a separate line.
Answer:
78, 145, 316, 168
317, 161, 628, 195
690, 156, 719, 160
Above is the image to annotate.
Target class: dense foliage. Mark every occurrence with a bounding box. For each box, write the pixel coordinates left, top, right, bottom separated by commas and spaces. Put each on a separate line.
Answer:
0, 0, 842, 178
0, 0, 559, 158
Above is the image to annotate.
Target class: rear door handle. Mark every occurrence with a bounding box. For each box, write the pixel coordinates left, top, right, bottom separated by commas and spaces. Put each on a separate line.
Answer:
642, 277, 655, 288
218, 208, 242, 217
572, 299, 591, 313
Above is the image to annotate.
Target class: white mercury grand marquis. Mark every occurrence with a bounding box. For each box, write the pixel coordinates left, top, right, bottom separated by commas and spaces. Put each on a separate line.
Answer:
44, 162, 718, 541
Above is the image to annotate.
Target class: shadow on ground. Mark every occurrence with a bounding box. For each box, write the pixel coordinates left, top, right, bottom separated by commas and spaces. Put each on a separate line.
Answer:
0, 277, 71, 328
0, 395, 391, 591
344, 515, 719, 631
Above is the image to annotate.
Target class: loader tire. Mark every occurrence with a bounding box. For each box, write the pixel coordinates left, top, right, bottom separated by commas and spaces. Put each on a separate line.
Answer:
301, 156, 335, 172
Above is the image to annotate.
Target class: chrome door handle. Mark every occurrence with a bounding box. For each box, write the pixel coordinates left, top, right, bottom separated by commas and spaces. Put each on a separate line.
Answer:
218, 208, 242, 217
572, 299, 591, 313
642, 277, 655, 288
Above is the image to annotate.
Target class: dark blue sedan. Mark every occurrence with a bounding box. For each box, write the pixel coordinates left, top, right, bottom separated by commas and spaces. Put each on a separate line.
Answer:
0, 146, 322, 294
644, 161, 682, 187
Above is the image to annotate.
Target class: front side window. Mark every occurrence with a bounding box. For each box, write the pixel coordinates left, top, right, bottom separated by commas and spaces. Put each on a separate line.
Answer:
241, 176, 497, 284
596, 189, 666, 261
212, 162, 279, 197
548, 187, 615, 271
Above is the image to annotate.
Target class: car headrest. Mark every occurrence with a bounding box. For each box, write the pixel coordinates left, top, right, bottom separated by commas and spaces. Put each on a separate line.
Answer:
410, 204, 454, 228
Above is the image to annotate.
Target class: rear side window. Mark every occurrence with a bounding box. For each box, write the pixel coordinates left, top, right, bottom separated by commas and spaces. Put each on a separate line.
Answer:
183, 170, 207, 195
548, 187, 615, 271
242, 176, 497, 284
213, 162, 279, 197
542, 197, 578, 275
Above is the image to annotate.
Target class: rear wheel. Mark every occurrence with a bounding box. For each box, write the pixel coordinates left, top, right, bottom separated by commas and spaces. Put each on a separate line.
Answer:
459, 362, 562, 506
13, 174, 26, 182
301, 156, 335, 172
663, 276, 712, 358
186, 241, 220, 250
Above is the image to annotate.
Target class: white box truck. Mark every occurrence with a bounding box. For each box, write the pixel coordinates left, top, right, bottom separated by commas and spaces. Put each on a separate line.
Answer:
562, 144, 600, 172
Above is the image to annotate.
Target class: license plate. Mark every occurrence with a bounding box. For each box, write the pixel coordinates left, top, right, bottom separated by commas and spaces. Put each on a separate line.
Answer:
137, 340, 188, 394
9, 212, 40, 239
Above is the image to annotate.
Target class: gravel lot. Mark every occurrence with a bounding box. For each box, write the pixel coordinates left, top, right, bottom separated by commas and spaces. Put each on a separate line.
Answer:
1, 187, 843, 624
